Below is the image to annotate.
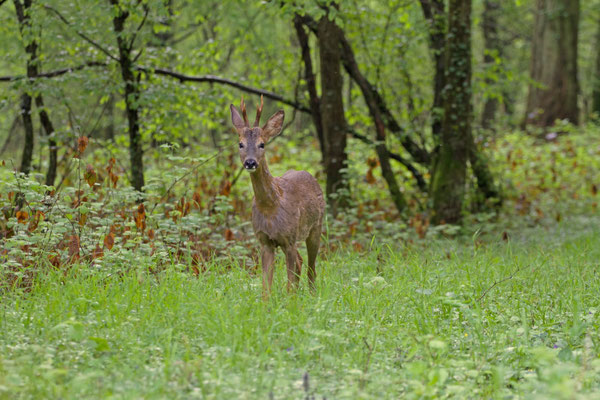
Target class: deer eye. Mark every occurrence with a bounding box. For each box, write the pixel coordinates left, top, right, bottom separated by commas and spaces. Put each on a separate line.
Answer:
239, 142, 244, 149
258, 143, 265, 149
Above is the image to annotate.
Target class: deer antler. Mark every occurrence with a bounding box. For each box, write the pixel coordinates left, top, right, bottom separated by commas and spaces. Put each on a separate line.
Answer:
254, 95, 264, 127
240, 96, 249, 127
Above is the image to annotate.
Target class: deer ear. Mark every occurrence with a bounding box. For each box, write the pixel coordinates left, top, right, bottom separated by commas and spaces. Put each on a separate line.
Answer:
230, 104, 246, 130
262, 110, 284, 141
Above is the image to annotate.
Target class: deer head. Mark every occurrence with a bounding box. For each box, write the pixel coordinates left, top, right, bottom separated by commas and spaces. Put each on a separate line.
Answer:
230, 95, 284, 172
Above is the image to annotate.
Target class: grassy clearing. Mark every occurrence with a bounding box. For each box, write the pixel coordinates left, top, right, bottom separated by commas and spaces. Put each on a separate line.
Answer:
1, 219, 600, 399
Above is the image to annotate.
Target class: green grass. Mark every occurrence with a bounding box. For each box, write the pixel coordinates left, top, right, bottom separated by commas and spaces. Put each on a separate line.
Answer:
1, 219, 600, 399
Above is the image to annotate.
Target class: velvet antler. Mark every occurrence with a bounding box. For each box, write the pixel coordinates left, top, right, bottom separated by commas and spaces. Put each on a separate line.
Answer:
240, 96, 249, 127
254, 95, 264, 127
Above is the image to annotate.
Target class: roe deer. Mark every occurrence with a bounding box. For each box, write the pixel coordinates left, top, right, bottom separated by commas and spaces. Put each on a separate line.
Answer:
229, 96, 325, 297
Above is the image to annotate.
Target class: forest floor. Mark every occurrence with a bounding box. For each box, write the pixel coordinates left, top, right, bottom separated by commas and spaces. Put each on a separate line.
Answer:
1, 216, 599, 399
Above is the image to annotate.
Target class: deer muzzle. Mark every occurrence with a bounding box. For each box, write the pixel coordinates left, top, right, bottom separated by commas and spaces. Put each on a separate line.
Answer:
244, 159, 258, 172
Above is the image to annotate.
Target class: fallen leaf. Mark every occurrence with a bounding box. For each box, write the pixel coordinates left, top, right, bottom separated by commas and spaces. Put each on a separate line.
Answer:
92, 244, 104, 259
103, 232, 115, 250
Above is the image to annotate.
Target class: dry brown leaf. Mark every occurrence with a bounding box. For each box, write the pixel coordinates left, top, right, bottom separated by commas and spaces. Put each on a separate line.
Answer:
77, 136, 89, 154
104, 232, 115, 250
16, 211, 28, 224
84, 164, 97, 187
68, 235, 80, 260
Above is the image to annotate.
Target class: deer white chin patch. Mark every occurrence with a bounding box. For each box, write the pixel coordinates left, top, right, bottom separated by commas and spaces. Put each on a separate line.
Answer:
245, 167, 257, 173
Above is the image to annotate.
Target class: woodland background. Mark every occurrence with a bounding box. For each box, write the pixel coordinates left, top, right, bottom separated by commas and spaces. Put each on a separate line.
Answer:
1, 1, 600, 398
1, 0, 598, 268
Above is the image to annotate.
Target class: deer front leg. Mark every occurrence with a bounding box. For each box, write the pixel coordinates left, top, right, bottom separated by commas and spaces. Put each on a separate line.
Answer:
261, 245, 275, 299
306, 224, 321, 292
284, 246, 300, 291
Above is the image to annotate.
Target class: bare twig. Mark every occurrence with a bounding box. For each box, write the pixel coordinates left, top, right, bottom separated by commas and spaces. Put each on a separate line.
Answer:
43, 5, 119, 61
360, 337, 374, 389
348, 128, 427, 191
149, 143, 235, 214
128, 4, 149, 51
0, 116, 20, 154
476, 265, 528, 303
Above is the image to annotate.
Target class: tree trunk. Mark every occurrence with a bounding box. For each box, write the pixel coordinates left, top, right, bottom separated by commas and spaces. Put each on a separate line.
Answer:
110, 0, 145, 193
469, 142, 501, 208
419, 0, 446, 138
317, 16, 350, 215
293, 15, 324, 158
296, 13, 413, 210
18, 93, 34, 175
295, 14, 430, 166
14, 0, 57, 185
431, 0, 472, 224
525, 0, 579, 127
481, 0, 501, 130
593, 20, 600, 117
336, 27, 407, 213
35, 96, 57, 186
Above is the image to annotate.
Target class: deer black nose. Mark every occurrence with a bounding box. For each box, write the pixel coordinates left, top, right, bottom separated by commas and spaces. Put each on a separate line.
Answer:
244, 159, 258, 170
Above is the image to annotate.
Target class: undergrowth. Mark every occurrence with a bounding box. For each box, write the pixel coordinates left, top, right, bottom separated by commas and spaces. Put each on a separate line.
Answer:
2, 124, 600, 289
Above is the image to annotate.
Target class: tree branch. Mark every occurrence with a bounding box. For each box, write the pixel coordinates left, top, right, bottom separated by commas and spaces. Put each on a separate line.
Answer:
298, 13, 430, 165
143, 67, 311, 112
0, 61, 107, 81
128, 4, 149, 51
43, 4, 119, 61
348, 128, 427, 191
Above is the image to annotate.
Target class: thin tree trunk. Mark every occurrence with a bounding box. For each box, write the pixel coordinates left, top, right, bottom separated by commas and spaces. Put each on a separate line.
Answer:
593, 20, 600, 117
293, 15, 324, 158
525, 0, 579, 127
431, 0, 472, 224
419, 0, 446, 138
110, 0, 145, 193
481, 0, 501, 130
336, 28, 407, 213
295, 14, 430, 166
35, 96, 57, 186
317, 16, 350, 214
14, 0, 57, 184
18, 93, 34, 175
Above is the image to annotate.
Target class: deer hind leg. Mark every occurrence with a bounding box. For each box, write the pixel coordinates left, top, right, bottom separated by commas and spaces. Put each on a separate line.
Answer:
284, 246, 300, 291
261, 245, 276, 300
306, 224, 322, 291
295, 250, 303, 280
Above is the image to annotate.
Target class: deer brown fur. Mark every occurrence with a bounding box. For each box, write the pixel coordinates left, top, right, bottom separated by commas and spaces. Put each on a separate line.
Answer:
230, 97, 325, 297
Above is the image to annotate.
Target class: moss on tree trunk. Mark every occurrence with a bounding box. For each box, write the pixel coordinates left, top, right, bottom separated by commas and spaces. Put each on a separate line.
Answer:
431, 0, 472, 224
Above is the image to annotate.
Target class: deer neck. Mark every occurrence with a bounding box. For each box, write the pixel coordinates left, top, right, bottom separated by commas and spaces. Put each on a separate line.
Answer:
250, 159, 280, 211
